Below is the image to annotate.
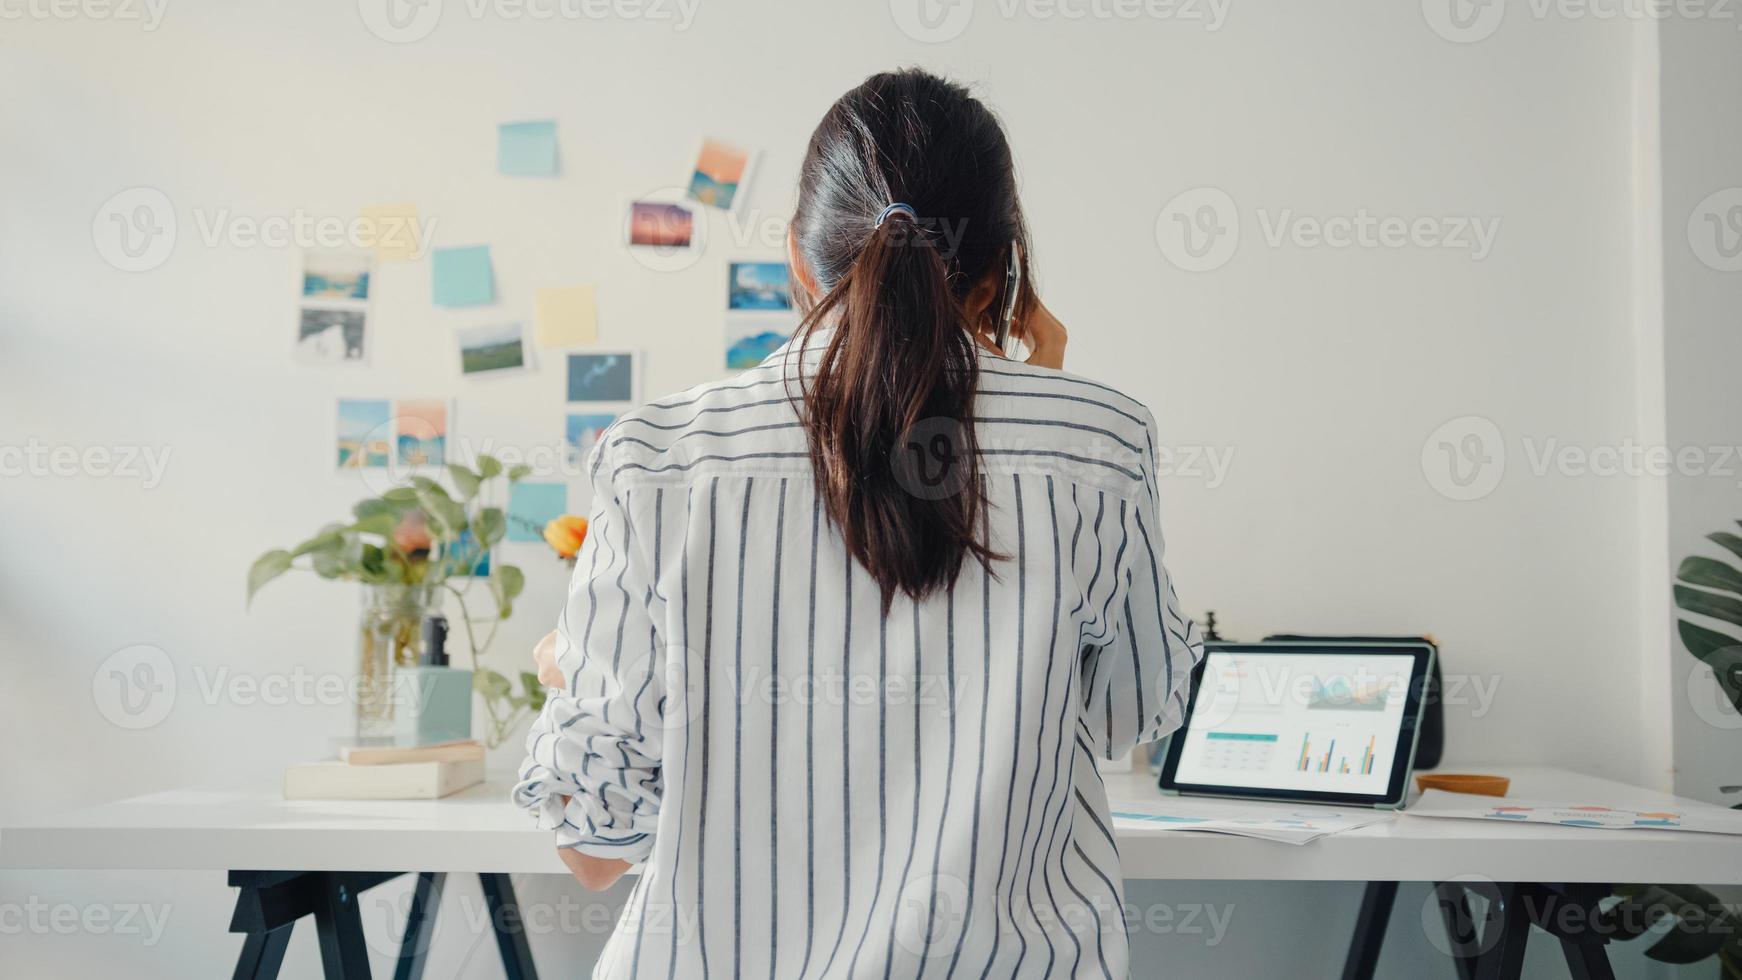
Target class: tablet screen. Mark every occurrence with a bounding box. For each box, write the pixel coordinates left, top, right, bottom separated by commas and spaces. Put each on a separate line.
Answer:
1169, 649, 1420, 799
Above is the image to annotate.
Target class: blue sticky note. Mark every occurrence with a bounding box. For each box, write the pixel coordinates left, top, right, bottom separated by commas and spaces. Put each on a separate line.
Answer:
431, 245, 494, 307
507, 481, 567, 543
498, 121, 559, 177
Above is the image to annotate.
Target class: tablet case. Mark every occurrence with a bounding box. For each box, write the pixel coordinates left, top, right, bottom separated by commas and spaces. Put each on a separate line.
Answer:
1262, 634, 1443, 771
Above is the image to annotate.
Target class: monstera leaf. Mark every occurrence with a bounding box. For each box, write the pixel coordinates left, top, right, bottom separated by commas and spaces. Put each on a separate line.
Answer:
1673, 524, 1742, 717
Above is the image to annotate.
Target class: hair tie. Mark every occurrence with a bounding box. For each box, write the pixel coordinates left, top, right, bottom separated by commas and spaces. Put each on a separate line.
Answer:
873, 202, 918, 228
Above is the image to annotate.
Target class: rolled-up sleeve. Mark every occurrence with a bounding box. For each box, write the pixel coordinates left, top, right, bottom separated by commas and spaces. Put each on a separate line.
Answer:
1080, 413, 1205, 760
513, 439, 665, 862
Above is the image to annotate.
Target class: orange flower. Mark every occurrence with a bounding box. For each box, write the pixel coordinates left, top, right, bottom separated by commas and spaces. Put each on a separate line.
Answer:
542, 514, 588, 559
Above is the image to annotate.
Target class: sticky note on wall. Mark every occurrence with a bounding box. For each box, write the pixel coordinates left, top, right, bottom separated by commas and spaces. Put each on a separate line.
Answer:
498, 121, 559, 177
431, 245, 494, 307
358, 203, 423, 261
535, 285, 598, 348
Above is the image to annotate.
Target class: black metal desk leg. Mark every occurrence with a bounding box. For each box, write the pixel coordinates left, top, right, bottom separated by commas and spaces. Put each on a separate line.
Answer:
1341, 880, 1400, 980
232, 925, 292, 980
1432, 881, 1482, 980
1561, 937, 1619, 980
479, 872, 540, 980
1474, 883, 1531, 980
394, 872, 447, 980
313, 874, 373, 980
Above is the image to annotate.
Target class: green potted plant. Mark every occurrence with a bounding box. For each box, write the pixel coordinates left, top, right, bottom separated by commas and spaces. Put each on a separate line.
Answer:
1599, 523, 1742, 976
246, 456, 549, 748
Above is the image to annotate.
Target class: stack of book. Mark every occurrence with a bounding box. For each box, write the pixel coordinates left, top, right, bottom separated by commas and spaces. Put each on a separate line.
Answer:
283, 739, 486, 800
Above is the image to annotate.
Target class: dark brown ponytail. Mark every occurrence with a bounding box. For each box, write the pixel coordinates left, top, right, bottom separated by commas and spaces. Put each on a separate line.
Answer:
789, 69, 1033, 612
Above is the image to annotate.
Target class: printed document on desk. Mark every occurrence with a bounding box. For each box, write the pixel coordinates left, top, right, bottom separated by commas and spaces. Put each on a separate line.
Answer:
1110, 797, 1396, 845
1408, 789, 1742, 836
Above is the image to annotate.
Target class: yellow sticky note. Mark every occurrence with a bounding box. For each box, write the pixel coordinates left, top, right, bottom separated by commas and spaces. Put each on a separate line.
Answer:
535, 286, 599, 348
358, 203, 424, 261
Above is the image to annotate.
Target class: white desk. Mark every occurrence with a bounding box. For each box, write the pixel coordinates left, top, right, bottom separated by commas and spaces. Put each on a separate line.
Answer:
5, 765, 1738, 884
5, 765, 1738, 980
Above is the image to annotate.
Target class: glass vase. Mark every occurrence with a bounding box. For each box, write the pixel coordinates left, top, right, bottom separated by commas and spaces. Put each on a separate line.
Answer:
355, 582, 434, 740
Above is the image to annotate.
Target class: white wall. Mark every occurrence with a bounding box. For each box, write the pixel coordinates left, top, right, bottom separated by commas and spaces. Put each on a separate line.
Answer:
1659, 12, 1742, 804
0, 1, 1687, 976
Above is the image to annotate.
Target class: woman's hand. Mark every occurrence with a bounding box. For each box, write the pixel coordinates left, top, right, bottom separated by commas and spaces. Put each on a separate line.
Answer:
1019, 298, 1067, 370
552, 794, 633, 890
534, 629, 563, 689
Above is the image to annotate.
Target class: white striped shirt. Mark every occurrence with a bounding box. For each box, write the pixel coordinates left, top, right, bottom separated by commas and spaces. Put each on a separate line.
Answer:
515, 333, 1204, 979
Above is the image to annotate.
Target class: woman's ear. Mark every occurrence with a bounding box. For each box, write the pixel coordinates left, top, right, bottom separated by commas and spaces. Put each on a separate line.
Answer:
787, 228, 820, 301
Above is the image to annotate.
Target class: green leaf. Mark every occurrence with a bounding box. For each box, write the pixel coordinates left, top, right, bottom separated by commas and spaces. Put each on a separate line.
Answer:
246, 550, 294, 605
359, 543, 396, 583
507, 464, 532, 482
491, 564, 525, 612
290, 525, 346, 558
1674, 585, 1742, 632
474, 507, 506, 548
349, 512, 398, 538
1676, 556, 1742, 598
1711, 531, 1742, 566
1678, 620, 1742, 665
476, 455, 503, 480
475, 668, 513, 699
414, 483, 467, 540
353, 497, 412, 522
520, 671, 548, 712
447, 464, 482, 500
1635, 883, 1735, 964
310, 535, 361, 579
